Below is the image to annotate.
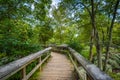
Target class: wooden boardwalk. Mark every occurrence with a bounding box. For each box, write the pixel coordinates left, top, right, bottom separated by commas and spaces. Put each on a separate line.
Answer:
39, 52, 75, 80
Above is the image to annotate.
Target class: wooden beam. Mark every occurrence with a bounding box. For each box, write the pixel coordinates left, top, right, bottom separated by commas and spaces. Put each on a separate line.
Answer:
22, 67, 27, 80
0, 47, 52, 80
26, 54, 50, 79
68, 47, 112, 80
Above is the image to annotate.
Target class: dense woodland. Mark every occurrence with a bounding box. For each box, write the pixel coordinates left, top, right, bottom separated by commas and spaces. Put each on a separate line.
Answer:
0, 0, 120, 79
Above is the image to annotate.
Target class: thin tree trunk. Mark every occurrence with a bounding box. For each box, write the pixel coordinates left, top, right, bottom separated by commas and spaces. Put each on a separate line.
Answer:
89, 29, 94, 62
103, 0, 120, 71
91, 0, 102, 69
101, 26, 105, 44
60, 26, 62, 44
79, 0, 102, 68
100, 26, 105, 53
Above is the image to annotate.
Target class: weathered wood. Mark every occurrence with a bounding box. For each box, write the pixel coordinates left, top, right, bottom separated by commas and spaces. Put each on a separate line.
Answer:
68, 47, 113, 80
0, 44, 113, 80
39, 56, 42, 71
0, 47, 52, 80
68, 53, 83, 80
26, 54, 50, 79
40, 52, 75, 80
86, 74, 92, 80
39, 56, 41, 63
22, 67, 27, 80
50, 44, 113, 80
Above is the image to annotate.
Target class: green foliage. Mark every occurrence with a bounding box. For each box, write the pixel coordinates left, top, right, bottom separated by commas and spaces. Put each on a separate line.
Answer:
112, 23, 120, 46
80, 45, 95, 59
108, 72, 120, 80
0, 19, 41, 56
109, 53, 120, 69
68, 41, 83, 53
7, 71, 22, 80
26, 60, 38, 74
0, 0, 52, 66
0, 53, 6, 58
38, 26, 53, 44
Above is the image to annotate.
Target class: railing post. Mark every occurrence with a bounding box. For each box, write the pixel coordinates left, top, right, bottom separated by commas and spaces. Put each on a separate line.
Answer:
39, 56, 42, 71
74, 58, 78, 66
22, 67, 27, 80
47, 51, 49, 56
86, 74, 92, 80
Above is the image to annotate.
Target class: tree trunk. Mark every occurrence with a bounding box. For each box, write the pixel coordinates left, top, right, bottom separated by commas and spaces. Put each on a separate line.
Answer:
100, 26, 105, 53
59, 26, 62, 44
79, 0, 102, 68
101, 26, 105, 44
89, 29, 94, 62
103, 0, 120, 71
91, 0, 102, 69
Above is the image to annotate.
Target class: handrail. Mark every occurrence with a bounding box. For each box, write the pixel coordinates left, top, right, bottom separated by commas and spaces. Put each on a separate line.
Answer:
0, 47, 52, 80
54, 45, 113, 80
0, 45, 113, 80
68, 47, 112, 80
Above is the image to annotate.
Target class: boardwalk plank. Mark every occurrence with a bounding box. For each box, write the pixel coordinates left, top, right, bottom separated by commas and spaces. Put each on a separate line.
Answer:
39, 52, 75, 80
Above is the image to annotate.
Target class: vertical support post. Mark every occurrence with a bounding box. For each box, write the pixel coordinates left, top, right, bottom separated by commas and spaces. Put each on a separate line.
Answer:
22, 67, 27, 80
86, 74, 90, 80
47, 51, 49, 56
84, 73, 86, 80
47, 50, 50, 57
39, 56, 41, 71
86, 74, 92, 80
74, 59, 78, 66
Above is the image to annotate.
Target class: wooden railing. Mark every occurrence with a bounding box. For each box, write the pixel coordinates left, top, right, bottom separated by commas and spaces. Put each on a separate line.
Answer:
0, 47, 52, 80
0, 44, 113, 80
54, 44, 113, 80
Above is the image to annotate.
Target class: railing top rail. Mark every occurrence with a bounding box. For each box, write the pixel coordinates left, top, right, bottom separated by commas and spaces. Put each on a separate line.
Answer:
56, 44, 112, 80
68, 47, 112, 80
0, 47, 52, 79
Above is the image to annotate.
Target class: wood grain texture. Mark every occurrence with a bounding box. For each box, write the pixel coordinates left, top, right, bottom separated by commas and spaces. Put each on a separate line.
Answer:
0, 47, 52, 80
39, 52, 75, 80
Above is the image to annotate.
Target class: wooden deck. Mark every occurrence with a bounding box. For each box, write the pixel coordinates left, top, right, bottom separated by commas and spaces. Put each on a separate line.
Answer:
39, 52, 75, 80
